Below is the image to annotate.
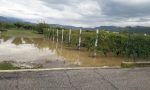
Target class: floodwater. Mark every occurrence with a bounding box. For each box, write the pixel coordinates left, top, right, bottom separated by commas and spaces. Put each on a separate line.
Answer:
0, 33, 123, 68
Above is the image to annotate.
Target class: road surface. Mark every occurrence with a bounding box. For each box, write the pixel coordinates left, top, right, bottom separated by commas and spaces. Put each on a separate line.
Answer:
0, 67, 150, 90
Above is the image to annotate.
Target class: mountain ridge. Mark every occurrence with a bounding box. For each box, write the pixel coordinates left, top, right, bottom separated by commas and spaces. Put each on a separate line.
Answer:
0, 16, 150, 33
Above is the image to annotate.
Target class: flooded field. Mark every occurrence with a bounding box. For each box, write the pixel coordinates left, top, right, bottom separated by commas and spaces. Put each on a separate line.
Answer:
0, 31, 123, 68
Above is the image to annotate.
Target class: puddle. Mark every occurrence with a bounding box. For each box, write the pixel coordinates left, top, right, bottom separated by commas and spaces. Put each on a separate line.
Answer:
0, 33, 123, 68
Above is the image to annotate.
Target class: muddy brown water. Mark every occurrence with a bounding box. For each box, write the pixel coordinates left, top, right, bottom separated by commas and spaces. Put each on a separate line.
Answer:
0, 34, 123, 68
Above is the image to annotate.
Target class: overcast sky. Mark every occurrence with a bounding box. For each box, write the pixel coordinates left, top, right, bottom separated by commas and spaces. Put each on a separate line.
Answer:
0, 0, 150, 27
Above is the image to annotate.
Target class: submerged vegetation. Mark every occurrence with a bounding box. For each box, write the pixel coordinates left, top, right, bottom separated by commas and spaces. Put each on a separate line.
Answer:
43, 28, 150, 61
0, 61, 20, 70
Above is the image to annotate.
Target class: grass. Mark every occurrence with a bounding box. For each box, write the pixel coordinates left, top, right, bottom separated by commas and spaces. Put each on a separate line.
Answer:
2, 28, 43, 38
121, 61, 150, 68
0, 61, 20, 70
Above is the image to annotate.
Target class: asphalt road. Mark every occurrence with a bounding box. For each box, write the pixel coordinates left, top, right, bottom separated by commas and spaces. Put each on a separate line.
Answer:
0, 68, 150, 90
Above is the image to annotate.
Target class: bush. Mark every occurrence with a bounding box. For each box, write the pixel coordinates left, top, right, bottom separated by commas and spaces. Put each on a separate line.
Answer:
43, 28, 150, 60
0, 61, 20, 70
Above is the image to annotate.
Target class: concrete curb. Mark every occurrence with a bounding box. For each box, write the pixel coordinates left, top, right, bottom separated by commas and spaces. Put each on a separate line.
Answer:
0, 66, 121, 73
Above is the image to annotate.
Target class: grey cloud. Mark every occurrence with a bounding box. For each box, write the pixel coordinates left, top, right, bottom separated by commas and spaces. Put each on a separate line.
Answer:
41, 0, 74, 11
40, 0, 150, 26
41, 0, 150, 17
99, 0, 150, 18
1, 0, 150, 27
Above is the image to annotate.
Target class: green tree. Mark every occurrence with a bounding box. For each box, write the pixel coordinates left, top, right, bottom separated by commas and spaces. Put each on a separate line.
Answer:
35, 23, 49, 34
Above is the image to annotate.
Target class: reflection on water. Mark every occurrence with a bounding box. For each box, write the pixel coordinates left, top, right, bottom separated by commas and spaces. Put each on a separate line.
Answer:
0, 34, 123, 67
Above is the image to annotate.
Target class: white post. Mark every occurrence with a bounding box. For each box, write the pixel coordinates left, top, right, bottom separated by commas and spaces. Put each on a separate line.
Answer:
53, 29, 55, 41
0, 31, 1, 39
69, 29, 71, 43
94, 29, 99, 56
62, 29, 64, 43
95, 29, 99, 47
57, 29, 58, 42
78, 29, 82, 50
48, 28, 50, 39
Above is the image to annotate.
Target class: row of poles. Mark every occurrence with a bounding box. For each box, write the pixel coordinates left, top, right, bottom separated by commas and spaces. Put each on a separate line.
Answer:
48, 28, 99, 56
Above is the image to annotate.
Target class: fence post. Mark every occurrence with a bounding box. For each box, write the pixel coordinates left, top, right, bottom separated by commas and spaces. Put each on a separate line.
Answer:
57, 29, 58, 42
78, 29, 82, 50
69, 29, 71, 44
93, 29, 99, 56
61, 29, 64, 43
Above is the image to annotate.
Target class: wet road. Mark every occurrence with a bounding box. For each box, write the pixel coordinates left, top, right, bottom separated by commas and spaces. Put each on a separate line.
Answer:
0, 68, 150, 90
